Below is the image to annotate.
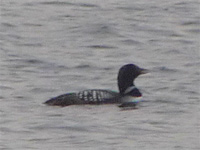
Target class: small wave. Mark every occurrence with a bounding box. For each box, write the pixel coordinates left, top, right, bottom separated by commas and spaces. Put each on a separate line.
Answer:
87, 45, 115, 49
184, 62, 200, 68
23, 59, 44, 64
153, 66, 179, 73
117, 6, 144, 12
31, 88, 56, 93
1, 23, 16, 28
154, 109, 186, 114
153, 99, 182, 105
121, 39, 141, 45
186, 29, 200, 34
14, 95, 25, 99
18, 43, 43, 47
164, 49, 181, 54
177, 39, 193, 44
39, 1, 99, 8
74, 64, 91, 69
181, 21, 200, 26
23, 23, 42, 27
0, 85, 13, 90
39, 1, 75, 6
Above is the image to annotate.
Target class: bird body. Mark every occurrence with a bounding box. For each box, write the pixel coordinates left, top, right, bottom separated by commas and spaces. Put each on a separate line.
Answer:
45, 89, 120, 106
44, 64, 148, 107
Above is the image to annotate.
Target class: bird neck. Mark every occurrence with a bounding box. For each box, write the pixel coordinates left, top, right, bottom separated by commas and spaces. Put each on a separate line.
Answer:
121, 84, 142, 97
124, 85, 136, 94
118, 79, 135, 94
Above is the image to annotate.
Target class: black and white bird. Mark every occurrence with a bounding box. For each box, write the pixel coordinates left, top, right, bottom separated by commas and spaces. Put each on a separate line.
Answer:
44, 64, 148, 107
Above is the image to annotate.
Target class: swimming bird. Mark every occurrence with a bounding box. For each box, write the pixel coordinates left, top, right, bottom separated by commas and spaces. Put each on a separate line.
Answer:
44, 64, 148, 107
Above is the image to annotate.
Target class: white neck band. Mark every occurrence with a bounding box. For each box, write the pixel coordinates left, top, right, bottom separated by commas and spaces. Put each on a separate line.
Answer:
124, 86, 136, 94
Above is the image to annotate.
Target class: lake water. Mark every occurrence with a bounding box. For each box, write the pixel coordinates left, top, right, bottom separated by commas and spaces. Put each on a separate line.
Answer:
0, 0, 199, 149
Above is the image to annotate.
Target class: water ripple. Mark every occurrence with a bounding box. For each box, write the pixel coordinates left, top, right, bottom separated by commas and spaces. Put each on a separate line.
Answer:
38, 1, 99, 8
87, 45, 116, 49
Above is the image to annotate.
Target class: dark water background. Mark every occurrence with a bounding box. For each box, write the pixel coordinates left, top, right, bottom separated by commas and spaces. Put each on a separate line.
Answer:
0, 0, 199, 149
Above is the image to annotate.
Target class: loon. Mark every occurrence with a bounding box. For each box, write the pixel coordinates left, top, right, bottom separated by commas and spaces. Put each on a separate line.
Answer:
44, 64, 148, 107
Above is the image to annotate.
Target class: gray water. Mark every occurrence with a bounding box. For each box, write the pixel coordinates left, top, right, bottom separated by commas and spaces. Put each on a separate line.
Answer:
0, 0, 199, 150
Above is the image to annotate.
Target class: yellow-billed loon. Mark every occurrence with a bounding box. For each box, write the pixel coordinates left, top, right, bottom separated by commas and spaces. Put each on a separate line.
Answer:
44, 64, 148, 107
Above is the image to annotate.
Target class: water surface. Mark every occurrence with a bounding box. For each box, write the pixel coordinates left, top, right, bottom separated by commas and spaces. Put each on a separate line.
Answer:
0, 0, 199, 150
